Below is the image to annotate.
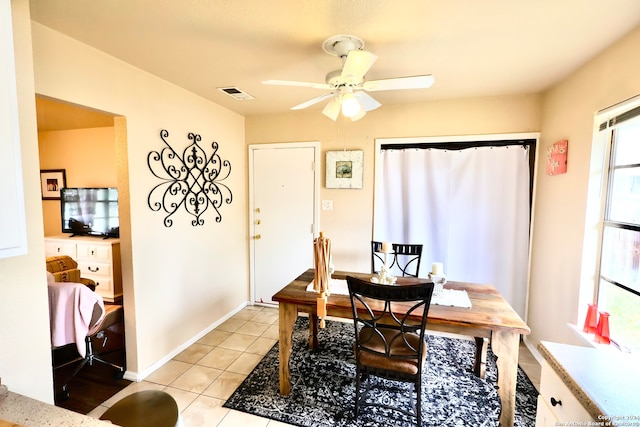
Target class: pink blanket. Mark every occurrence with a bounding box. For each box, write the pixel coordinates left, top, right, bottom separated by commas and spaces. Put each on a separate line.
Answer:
48, 282, 105, 357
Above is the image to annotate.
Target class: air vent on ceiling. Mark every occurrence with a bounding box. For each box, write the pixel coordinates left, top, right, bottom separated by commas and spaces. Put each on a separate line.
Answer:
217, 87, 255, 100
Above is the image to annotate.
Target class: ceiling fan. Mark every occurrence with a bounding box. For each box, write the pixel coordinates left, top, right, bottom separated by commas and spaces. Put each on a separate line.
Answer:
263, 35, 435, 121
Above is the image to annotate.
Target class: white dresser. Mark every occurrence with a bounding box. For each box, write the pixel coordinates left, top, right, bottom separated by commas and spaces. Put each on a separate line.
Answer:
45, 234, 123, 303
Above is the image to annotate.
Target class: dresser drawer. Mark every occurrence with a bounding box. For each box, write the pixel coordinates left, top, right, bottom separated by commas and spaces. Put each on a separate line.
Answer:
539, 360, 595, 423
78, 260, 112, 277
76, 243, 112, 262
44, 239, 77, 258
93, 277, 114, 294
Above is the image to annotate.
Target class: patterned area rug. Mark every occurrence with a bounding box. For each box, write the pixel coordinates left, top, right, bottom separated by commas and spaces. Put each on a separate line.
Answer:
224, 318, 538, 427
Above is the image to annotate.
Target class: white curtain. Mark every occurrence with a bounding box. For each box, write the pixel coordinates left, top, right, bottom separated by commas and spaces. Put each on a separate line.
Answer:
374, 145, 531, 317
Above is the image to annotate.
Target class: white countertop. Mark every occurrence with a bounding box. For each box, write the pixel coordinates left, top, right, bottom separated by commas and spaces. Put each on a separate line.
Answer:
0, 391, 110, 426
539, 341, 640, 425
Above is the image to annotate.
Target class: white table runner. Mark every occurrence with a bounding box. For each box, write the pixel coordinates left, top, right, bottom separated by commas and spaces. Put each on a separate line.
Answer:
306, 279, 472, 308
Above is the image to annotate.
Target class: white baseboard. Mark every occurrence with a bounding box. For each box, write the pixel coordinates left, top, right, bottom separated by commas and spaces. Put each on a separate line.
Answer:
124, 300, 250, 382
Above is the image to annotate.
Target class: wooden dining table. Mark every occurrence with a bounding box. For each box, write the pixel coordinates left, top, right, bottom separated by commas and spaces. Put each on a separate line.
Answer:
272, 269, 531, 427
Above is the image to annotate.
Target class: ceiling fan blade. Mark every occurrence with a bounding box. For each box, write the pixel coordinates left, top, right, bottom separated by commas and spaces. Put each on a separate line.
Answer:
362, 75, 435, 92
341, 50, 377, 83
354, 91, 381, 112
263, 79, 331, 90
291, 92, 335, 110
322, 98, 341, 121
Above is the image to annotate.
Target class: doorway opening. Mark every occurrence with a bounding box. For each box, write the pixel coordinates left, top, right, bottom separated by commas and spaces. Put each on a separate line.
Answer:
36, 94, 133, 412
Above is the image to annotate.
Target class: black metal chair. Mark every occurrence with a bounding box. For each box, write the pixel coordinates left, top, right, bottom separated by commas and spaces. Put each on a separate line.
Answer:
57, 303, 125, 400
371, 241, 423, 277
346, 275, 434, 426
49, 282, 125, 400
371, 240, 385, 273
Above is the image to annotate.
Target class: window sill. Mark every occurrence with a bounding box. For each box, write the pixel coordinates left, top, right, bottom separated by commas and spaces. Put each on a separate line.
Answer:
567, 323, 631, 353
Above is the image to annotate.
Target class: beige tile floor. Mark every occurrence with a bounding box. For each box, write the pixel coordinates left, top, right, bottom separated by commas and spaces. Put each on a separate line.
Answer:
87, 305, 540, 426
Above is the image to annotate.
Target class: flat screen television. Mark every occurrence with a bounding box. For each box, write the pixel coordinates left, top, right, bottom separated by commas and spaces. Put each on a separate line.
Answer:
60, 187, 119, 238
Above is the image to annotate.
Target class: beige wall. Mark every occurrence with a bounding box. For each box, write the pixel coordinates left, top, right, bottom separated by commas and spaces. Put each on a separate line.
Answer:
39, 126, 117, 236
29, 19, 248, 383
0, 0, 53, 401
528, 25, 640, 348
246, 94, 542, 274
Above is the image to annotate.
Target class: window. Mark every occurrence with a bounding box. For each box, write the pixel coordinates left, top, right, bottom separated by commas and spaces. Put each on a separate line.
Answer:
597, 108, 640, 352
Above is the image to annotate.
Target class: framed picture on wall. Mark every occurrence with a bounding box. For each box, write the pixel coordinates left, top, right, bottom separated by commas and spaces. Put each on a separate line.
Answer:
326, 150, 364, 189
546, 139, 568, 175
40, 169, 67, 200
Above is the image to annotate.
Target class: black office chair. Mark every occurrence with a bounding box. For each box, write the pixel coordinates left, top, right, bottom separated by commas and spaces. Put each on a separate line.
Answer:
346, 275, 435, 426
371, 241, 423, 277
49, 282, 125, 400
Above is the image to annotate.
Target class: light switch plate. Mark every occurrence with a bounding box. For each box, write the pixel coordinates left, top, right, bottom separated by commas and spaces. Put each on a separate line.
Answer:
322, 200, 333, 211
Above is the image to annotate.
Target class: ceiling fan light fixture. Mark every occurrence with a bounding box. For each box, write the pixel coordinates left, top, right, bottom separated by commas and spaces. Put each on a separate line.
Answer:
351, 109, 366, 121
341, 92, 361, 117
322, 97, 341, 121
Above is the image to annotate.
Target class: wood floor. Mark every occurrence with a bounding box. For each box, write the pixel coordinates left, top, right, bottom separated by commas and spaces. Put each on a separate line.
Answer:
52, 326, 131, 414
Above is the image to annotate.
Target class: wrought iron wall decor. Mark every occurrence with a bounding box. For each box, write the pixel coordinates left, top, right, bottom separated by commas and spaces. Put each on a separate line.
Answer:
147, 129, 232, 227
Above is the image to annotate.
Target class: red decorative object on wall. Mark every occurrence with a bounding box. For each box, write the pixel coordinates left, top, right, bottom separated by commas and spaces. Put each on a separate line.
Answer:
546, 139, 568, 175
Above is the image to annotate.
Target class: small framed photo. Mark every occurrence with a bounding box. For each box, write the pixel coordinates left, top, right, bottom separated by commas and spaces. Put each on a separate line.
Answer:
40, 169, 66, 200
326, 150, 364, 189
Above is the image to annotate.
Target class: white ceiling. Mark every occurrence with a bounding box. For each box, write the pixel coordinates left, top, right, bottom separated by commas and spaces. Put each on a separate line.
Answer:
29, 0, 640, 125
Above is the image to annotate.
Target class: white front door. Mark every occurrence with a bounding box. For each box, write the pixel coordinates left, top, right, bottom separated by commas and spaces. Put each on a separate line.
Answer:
249, 142, 319, 305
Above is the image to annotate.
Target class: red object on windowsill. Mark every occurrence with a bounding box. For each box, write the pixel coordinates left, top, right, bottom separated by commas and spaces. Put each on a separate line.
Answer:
595, 311, 611, 344
583, 303, 598, 334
